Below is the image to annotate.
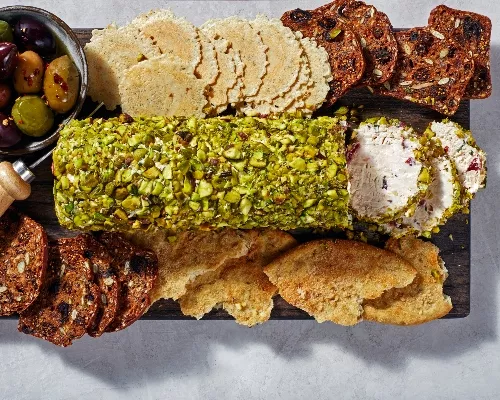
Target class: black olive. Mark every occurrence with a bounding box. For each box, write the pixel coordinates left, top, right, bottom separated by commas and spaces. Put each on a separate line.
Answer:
463, 16, 482, 40
448, 47, 456, 58
86, 293, 95, 302
413, 67, 431, 82
289, 9, 312, 23
220, 171, 232, 178
318, 17, 337, 30
57, 302, 70, 323
130, 254, 148, 273
374, 48, 391, 64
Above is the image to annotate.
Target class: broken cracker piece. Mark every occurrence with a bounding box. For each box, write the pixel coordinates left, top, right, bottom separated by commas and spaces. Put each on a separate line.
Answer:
364, 237, 452, 325
179, 230, 297, 327
264, 239, 416, 326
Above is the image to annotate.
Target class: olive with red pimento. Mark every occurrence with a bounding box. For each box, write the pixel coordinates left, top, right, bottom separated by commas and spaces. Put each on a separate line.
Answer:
0, 16, 80, 149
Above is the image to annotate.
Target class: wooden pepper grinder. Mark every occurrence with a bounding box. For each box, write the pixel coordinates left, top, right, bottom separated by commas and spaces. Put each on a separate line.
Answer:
0, 160, 36, 217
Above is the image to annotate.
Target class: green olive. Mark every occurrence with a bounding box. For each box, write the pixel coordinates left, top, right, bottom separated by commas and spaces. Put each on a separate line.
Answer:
13, 51, 44, 94
0, 21, 13, 42
44, 55, 79, 113
12, 95, 54, 137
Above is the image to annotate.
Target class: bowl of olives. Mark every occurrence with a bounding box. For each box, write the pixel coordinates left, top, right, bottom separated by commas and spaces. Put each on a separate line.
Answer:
0, 6, 88, 155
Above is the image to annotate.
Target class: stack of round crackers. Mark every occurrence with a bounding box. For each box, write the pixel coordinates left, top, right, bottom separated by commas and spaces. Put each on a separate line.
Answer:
85, 10, 333, 117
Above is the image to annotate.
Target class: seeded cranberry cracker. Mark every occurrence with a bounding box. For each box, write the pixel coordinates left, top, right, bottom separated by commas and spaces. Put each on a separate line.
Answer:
0, 208, 48, 316
281, 8, 365, 106
67, 234, 119, 338
316, 0, 398, 87
428, 5, 492, 99
373, 28, 475, 116
96, 233, 158, 332
18, 238, 100, 347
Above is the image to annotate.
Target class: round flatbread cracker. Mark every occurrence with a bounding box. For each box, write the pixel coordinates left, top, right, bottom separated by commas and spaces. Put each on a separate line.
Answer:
195, 29, 219, 86
228, 47, 245, 104
296, 36, 332, 114
201, 17, 268, 99
119, 54, 207, 118
130, 9, 201, 72
201, 37, 234, 115
85, 25, 160, 110
241, 33, 311, 116
239, 51, 310, 116
248, 15, 302, 102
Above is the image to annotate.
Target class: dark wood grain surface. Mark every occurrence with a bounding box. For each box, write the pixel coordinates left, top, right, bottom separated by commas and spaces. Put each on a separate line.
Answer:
9, 29, 471, 320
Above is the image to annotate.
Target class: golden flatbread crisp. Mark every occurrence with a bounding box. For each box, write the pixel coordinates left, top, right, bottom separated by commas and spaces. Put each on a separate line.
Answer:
119, 54, 207, 118
241, 34, 311, 116
179, 230, 297, 327
246, 16, 302, 102
131, 9, 201, 72
264, 239, 417, 326
364, 237, 453, 325
85, 24, 160, 110
201, 36, 235, 115
227, 47, 245, 104
201, 17, 268, 100
195, 29, 219, 86
296, 36, 332, 114
125, 229, 253, 301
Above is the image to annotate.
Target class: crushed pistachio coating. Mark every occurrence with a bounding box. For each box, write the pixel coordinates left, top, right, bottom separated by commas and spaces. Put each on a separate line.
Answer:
53, 115, 349, 232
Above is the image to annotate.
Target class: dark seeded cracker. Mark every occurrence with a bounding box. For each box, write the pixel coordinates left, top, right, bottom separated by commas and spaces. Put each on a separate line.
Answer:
0, 208, 48, 316
316, 0, 398, 87
281, 8, 365, 107
428, 5, 492, 99
373, 27, 475, 116
97, 233, 158, 332
18, 237, 100, 347
68, 234, 119, 338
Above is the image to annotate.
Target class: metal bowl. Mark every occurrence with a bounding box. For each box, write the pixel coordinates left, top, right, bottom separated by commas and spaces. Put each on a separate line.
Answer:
0, 5, 88, 156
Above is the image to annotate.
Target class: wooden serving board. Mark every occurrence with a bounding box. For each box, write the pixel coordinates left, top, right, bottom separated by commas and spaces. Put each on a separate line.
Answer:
6, 29, 471, 320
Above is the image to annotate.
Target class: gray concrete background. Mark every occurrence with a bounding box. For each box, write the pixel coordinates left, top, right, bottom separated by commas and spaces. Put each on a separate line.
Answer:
0, 1, 498, 399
